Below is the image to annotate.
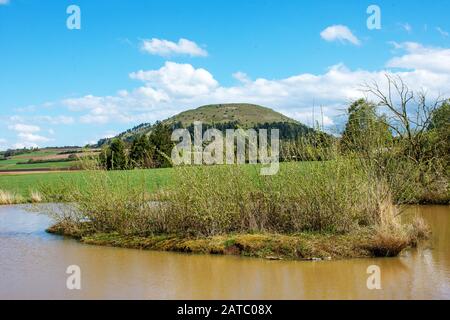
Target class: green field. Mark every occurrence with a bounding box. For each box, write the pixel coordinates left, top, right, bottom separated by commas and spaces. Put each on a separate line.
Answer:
0, 167, 173, 199
0, 149, 81, 171
0, 160, 79, 170
0, 162, 301, 201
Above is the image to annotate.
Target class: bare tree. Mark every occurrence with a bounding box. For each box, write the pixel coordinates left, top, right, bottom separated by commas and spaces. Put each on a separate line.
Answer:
362, 74, 444, 162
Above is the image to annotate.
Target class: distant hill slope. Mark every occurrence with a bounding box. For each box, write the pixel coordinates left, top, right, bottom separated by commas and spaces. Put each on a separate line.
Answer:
97, 103, 313, 146
166, 103, 298, 127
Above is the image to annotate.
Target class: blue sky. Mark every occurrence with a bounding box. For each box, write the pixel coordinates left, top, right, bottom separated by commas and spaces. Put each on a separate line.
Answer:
0, 0, 449, 149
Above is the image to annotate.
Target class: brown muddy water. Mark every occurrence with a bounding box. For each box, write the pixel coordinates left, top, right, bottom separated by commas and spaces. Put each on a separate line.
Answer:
0, 205, 449, 300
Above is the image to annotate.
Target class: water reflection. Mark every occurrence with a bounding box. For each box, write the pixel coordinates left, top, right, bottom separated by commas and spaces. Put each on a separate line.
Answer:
0, 205, 449, 299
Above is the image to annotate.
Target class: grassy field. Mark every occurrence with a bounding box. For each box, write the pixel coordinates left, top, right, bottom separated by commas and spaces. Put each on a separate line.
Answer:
0, 148, 88, 171
0, 162, 319, 205
0, 167, 173, 200
0, 162, 295, 200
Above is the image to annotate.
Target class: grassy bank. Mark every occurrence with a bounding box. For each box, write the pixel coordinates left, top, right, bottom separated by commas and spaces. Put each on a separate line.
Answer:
47, 223, 427, 260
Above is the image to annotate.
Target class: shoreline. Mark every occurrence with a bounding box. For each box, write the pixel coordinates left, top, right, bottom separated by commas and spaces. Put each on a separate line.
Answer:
46, 223, 422, 261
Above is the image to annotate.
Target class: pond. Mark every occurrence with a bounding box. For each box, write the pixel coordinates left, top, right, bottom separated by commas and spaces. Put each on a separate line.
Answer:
0, 204, 449, 299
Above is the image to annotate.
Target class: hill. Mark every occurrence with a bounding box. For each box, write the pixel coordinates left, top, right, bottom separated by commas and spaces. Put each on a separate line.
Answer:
166, 103, 298, 127
97, 103, 312, 146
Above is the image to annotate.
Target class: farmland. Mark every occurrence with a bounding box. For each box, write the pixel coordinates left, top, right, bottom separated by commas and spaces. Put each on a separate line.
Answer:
0, 148, 96, 172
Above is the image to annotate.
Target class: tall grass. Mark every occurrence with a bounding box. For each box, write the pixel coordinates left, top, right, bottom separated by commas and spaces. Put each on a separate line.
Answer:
157, 160, 384, 236
40, 140, 434, 259
42, 169, 156, 235
44, 157, 413, 237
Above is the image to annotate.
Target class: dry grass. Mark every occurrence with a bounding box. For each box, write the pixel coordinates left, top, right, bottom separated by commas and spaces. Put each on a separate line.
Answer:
366, 231, 409, 257
407, 216, 431, 247
30, 190, 43, 203
370, 200, 409, 257
362, 200, 431, 256
0, 189, 24, 205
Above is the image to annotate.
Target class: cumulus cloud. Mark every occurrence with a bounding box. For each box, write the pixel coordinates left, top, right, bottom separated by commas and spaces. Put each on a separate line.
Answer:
0, 0, 10, 5
6, 42, 448, 140
5, 123, 52, 149
129, 62, 218, 97
387, 42, 450, 74
233, 71, 251, 84
320, 25, 360, 45
140, 38, 208, 57
56, 43, 450, 130
17, 132, 50, 143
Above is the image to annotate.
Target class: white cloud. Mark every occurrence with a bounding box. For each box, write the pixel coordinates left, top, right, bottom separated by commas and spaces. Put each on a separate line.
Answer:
17, 132, 50, 143
8, 123, 40, 133
387, 42, 450, 74
13, 42, 448, 132
320, 25, 360, 46
437, 27, 449, 37
0, 0, 10, 5
233, 71, 251, 84
140, 38, 208, 57
129, 61, 218, 97
5, 123, 52, 149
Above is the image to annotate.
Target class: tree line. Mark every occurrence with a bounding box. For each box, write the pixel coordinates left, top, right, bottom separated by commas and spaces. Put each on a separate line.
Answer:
99, 121, 173, 170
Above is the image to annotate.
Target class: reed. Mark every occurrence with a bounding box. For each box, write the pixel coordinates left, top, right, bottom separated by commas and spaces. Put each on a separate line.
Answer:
42, 147, 432, 258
